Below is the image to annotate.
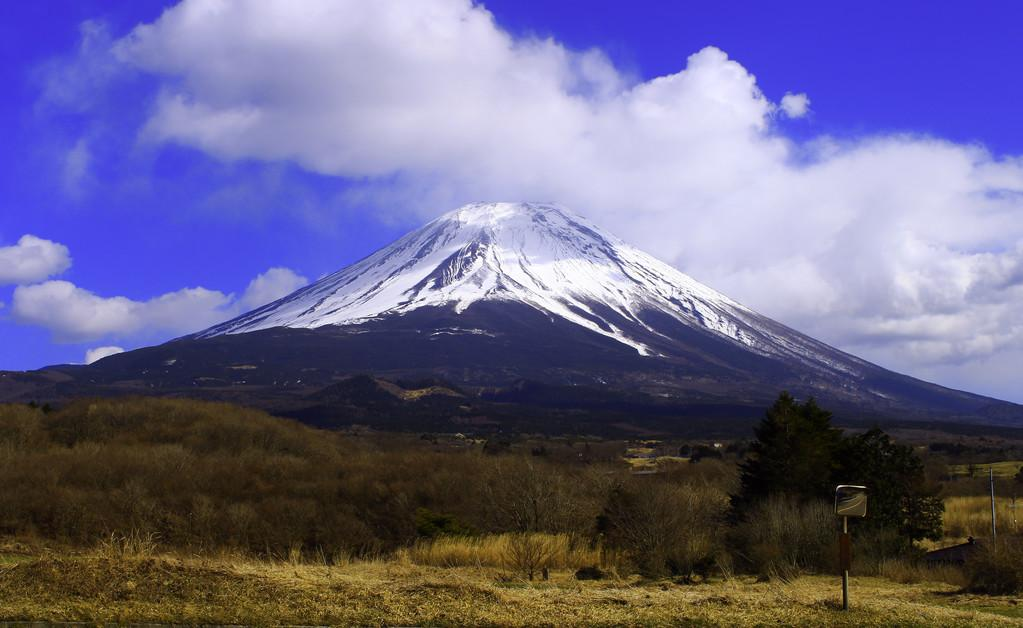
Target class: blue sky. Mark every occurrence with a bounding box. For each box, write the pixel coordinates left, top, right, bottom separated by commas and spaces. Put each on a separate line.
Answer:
1, 1, 1022, 402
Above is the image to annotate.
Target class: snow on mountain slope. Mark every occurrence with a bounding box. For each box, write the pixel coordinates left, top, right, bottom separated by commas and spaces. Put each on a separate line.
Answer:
198, 202, 863, 374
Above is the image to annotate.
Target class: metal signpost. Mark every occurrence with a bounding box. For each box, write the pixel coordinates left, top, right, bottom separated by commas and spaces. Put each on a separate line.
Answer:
990, 467, 997, 541
834, 485, 868, 611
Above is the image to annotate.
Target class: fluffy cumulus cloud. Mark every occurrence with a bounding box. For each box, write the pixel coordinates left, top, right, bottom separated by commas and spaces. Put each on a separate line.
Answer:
0, 235, 72, 285
11, 266, 307, 343
84, 345, 124, 364
102, 0, 1023, 398
779, 92, 810, 118
12, 280, 232, 342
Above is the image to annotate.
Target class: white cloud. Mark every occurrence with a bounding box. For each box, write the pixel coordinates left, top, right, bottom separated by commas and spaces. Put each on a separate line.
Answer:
11, 266, 305, 343
0, 235, 72, 285
84, 345, 125, 364
240, 267, 308, 310
11, 280, 230, 342
37, 20, 122, 113
62, 138, 93, 197
105, 0, 1023, 399
779, 92, 810, 118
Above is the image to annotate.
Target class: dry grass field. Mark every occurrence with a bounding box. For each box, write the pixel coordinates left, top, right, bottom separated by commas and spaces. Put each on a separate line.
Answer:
1, 539, 1021, 627
3, 400, 1022, 624
405, 532, 601, 569
944, 496, 1023, 538
949, 461, 1023, 479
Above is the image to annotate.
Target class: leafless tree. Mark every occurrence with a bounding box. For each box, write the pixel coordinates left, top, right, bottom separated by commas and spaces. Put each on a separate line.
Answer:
505, 532, 557, 580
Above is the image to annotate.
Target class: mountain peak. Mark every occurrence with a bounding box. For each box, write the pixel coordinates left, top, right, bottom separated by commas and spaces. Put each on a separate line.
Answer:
197, 202, 813, 366
444, 201, 567, 224
431, 202, 619, 253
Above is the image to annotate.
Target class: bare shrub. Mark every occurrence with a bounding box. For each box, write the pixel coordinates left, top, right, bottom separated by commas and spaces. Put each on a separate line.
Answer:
731, 496, 835, 580
0, 404, 47, 449
599, 479, 727, 580
483, 458, 595, 533
504, 532, 557, 580
966, 536, 1023, 594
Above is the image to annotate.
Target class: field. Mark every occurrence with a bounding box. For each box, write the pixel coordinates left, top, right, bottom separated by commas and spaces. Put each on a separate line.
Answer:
0, 542, 1021, 627
3, 398, 1023, 624
944, 496, 1023, 538
950, 461, 1023, 479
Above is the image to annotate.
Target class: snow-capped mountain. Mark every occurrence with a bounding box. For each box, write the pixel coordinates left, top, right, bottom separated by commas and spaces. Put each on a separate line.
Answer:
7, 201, 1018, 431
199, 202, 859, 374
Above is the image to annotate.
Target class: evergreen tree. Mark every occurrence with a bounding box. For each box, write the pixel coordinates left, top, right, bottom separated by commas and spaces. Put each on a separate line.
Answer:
837, 428, 943, 550
730, 392, 843, 518
731, 393, 943, 554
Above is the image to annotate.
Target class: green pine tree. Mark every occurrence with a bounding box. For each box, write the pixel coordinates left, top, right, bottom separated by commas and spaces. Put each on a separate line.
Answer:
837, 428, 943, 551
730, 392, 843, 519
731, 393, 943, 555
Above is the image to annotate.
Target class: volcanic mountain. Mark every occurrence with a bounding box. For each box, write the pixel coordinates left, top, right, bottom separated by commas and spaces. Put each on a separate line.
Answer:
5, 202, 1020, 432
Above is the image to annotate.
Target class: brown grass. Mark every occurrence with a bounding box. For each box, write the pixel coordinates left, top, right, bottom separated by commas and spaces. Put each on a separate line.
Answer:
944, 496, 1021, 538
876, 558, 968, 588
1, 546, 1020, 626
949, 461, 1023, 479
406, 532, 600, 570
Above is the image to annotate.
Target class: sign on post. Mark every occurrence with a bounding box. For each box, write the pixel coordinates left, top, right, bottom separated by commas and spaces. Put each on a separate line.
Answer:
835, 485, 868, 518
835, 485, 867, 611
838, 533, 852, 572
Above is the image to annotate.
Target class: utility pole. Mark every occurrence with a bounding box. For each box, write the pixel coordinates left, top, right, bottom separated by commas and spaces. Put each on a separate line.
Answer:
990, 467, 997, 542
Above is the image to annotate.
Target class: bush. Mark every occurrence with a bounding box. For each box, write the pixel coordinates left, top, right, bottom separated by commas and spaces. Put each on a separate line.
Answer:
481, 458, 603, 534
731, 496, 835, 580
574, 566, 605, 580
966, 536, 1023, 594
598, 479, 727, 580
505, 532, 557, 580
853, 525, 926, 573
414, 508, 475, 538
